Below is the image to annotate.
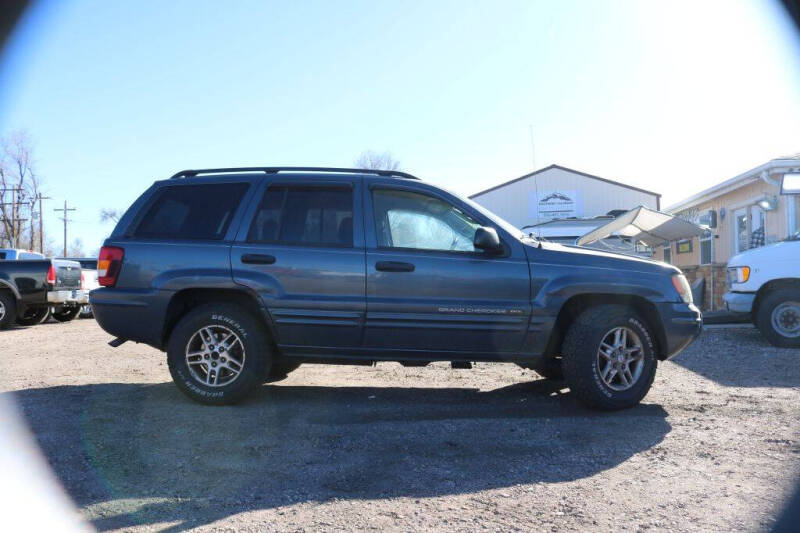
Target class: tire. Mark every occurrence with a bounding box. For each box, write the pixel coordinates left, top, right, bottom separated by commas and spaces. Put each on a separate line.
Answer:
167, 304, 271, 405
16, 306, 50, 326
264, 360, 301, 383
79, 305, 94, 319
52, 306, 81, 322
0, 291, 17, 330
562, 304, 658, 410
532, 357, 564, 380
756, 289, 800, 348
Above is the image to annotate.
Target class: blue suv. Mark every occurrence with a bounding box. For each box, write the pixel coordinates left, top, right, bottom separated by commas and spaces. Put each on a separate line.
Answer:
91, 167, 701, 409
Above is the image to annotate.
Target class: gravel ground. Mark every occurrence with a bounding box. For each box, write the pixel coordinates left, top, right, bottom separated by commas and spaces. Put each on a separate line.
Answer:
1, 319, 799, 532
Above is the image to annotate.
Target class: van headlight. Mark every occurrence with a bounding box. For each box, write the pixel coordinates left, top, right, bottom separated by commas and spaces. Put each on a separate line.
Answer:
671, 274, 693, 304
727, 266, 750, 284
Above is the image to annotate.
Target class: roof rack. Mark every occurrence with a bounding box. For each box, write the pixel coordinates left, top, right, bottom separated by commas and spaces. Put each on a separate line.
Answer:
169, 166, 420, 180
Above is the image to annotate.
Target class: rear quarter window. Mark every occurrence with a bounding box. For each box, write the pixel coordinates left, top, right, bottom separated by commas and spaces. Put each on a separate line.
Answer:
132, 183, 249, 240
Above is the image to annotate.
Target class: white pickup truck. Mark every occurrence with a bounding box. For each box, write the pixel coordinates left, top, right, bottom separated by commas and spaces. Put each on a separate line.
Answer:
723, 230, 800, 347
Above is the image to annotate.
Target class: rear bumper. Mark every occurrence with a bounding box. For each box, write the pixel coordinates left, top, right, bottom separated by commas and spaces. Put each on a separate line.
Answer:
90, 288, 169, 348
656, 302, 703, 360
723, 291, 755, 314
48, 289, 89, 305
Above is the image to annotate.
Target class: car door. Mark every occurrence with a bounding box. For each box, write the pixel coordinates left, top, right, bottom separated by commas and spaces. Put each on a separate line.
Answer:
363, 183, 531, 357
232, 179, 365, 354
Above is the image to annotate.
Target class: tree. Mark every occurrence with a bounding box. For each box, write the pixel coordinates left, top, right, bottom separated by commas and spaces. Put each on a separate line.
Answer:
67, 237, 86, 258
100, 208, 122, 224
354, 150, 401, 171
0, 131, 44, 249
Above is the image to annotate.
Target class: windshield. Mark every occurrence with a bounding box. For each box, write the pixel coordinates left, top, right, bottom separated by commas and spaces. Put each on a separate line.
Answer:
460, 195, 527, 241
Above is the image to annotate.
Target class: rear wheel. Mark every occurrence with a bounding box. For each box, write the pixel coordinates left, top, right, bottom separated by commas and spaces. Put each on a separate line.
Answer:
756, 289, 800, 347
79, 305, 94, 319
52, 306, 81, 322
562, 304, 657, 410
16, 306, 50, 326
167, 304, 271, 405
0, 291, 17, 330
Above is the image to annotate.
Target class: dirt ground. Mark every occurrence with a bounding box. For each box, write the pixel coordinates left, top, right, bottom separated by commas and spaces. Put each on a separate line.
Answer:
1, 319, 799, 532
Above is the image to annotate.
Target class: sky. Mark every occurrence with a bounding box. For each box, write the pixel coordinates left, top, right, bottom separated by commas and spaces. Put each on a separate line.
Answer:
0, 0, 799, 254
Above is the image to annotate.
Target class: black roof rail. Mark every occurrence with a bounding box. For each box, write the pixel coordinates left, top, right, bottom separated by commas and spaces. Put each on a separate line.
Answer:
169, 166, 420, 180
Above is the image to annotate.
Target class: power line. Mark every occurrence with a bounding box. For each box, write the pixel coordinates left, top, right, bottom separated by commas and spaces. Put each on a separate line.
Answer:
54, 200, 76, 257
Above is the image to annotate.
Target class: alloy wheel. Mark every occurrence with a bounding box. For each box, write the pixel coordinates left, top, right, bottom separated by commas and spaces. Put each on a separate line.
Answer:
596, 326, 644, 391
184, 325, 246, 387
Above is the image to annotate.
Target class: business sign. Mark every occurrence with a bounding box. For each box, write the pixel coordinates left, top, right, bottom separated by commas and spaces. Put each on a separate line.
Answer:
676, 239, 693, 254
781, 173, 800, 195
530, 190, 582, 220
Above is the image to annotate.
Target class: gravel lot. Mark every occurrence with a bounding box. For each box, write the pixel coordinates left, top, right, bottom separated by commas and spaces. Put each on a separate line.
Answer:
1, 319, 799, 531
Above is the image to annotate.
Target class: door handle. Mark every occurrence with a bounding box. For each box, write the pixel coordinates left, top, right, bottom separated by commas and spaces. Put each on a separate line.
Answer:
241, 253, 276, 265
375, 261, 415, 272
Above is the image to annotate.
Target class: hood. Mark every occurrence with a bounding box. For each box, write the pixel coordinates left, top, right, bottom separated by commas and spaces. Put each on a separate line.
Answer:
528, 240, 679, 275
728, 239, 800, 267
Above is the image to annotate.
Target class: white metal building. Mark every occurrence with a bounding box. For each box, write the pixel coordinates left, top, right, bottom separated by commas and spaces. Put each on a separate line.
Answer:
469, 164, 661, 229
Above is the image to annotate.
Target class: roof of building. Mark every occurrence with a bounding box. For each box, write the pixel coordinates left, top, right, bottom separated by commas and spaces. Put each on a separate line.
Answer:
469, 164, 662, 200
664, 154, 800, 213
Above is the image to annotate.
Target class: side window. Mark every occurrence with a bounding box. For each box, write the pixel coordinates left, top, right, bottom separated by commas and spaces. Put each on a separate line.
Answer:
247, 186, 353, 247
663, 243, 672, 264
372, 189, 481, 252
133, 183, 249, 240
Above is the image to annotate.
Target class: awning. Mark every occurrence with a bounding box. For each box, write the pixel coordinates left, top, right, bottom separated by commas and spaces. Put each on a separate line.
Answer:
576, 206, 706, 247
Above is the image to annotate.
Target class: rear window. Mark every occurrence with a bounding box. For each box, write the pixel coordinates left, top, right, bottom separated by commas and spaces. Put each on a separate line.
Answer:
247, 186, 353, 247
133, 183, 249, 240
0, 252, 6, 259
19, 252, 44, 259
78, 260, 97, 269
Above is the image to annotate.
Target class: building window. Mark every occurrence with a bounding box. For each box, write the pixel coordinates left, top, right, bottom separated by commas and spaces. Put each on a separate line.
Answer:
663, 243, 671, 264
700, 231, 712, 265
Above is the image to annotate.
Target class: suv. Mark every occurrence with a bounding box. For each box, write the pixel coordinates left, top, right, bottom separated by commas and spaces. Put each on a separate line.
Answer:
91, 167, 702, 409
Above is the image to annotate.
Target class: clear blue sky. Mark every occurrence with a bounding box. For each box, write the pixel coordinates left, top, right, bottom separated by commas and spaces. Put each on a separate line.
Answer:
1, 0, 799, 253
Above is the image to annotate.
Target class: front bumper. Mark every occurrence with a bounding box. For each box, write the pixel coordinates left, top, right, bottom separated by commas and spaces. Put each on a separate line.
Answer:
48, 289, 89, 305
656, 302, 703, 360
723, 291, 755, 314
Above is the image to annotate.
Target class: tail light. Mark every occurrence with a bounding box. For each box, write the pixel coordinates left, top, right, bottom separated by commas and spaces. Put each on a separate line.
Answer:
46, 265, 56, 286
97, 246, 124, 287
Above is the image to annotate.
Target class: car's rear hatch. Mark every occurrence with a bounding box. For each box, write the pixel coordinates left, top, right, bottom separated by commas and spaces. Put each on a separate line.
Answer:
53, 259, 81, 290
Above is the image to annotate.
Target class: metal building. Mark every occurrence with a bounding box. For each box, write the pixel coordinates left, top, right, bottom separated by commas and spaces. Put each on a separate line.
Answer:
469, 164, 661, 229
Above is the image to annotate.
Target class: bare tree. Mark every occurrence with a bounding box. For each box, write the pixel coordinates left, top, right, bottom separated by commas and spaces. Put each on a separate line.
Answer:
67, 237, 86, 258
354, 150, 401, 171
0, 131, 43, 249
100, 208, 122, 224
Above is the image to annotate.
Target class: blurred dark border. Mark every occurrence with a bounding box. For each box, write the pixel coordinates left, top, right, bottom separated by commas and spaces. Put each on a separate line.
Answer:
0, 0, 29, 51
0, 0, 799, 531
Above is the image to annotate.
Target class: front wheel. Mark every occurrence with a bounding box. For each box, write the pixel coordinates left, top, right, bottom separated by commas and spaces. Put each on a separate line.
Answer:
167, 304, 271, 405
756, 290, 800, 347
52, 306, 81, 322
562, 305, 657, 410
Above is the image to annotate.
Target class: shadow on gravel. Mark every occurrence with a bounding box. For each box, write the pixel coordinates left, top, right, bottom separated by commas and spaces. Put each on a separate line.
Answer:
7, 380, 670, 531
671, 327, 800, 387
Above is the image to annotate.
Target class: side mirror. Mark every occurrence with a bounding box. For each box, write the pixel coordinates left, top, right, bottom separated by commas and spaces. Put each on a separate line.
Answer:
474, 226, 503, 254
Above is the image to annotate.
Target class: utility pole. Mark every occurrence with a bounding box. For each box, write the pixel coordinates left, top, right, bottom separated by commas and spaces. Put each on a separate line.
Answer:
35, 193, 51, 253
54, 200, 76, 257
